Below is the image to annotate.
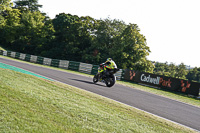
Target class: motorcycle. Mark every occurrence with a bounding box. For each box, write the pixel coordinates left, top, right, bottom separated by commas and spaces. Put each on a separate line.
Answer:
93, 63, 119, 87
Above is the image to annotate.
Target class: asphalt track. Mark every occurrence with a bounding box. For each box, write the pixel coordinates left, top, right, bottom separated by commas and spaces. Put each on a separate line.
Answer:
1, 57, 200, 132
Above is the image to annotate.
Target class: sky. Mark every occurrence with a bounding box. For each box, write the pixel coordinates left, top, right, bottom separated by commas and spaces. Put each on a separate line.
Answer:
15, 0, 200, 68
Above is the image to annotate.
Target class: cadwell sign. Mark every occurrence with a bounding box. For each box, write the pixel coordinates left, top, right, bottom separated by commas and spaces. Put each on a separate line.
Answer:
123, 69, 200, 96
135, 72, 178, 91
140, 74, 160, 85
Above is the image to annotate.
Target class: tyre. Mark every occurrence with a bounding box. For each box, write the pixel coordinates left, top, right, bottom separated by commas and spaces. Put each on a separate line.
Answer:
105, 75, 116, 87
93, 74, 98, 84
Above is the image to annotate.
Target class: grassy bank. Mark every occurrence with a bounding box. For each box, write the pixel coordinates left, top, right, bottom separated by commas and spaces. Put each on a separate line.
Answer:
0, 69, 197, 132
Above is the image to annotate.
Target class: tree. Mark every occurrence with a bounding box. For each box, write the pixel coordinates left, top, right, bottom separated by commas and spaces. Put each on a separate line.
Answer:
133, 58, 154, 73
0, 0, 21, 48
154, 62, 166, 75
115, 24, 151, 71
153, 62, 177, 77
168, 63, 177, 77
0, 4, 154, 73
12, 10, 46, 54
51, 13, 80, 60
78, 16, 99, 63
14, 0, 42, 12
187, 67, 200, 82
175, 63, 188, 79
92, 18, 127, 64
49, 13, 97, 61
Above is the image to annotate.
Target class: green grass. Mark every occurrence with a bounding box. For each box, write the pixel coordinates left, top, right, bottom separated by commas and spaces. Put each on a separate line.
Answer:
0, 46, 6, 51
0, 69, 197, 132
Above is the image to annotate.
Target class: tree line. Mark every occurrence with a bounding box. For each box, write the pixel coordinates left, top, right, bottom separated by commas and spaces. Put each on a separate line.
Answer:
154, 62, 200, 82
0, 0, 199, 82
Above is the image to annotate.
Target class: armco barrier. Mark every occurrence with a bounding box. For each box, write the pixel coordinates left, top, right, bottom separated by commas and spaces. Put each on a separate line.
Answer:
51, 59, 60, 67
121, 69, 125, 80
68, 61, 80, 71
25, 54, 31, 62
11, 52, 16, 58
15, 52, 20, 59
59, 60, 69, 69
43, 57, 52, 66
123, 69, 200, 96
115, 69, 123, 80
19, 53, 26, 60
30, 55, 37, 63
3, 51, 7, 56
7, 51, 11, 57
79, 63, 93, 74
36, 56, 44, 64
91, 65, 98, 75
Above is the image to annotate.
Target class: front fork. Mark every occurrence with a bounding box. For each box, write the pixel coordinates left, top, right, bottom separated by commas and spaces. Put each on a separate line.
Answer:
98, 68, 105, 79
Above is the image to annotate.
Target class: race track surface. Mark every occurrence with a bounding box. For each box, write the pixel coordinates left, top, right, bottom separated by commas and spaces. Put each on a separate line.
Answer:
1, 57, 200, 132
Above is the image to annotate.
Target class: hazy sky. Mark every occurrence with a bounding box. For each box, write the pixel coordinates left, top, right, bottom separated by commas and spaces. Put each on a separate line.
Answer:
15, 0, 200, 67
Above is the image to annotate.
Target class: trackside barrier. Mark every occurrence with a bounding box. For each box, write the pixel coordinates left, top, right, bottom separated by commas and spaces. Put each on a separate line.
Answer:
79, 63, 93, 74
30, 55, 37, 63
59, 60, 69, 69
51, 59, 60, 67
36, 56, 44, 64
91, 65, 99, 75
68, 61, 80, 71
19, 53, 26, 60
123, 69, 200, 96
3, 51, 7, 56
7, 51, 11, 57
115, 69, 123, 80
121, 69, 125, 80
15, 52, 20, 59
43, 58, 52, 66
11, 52, 16, 58
25, 54, 31, 62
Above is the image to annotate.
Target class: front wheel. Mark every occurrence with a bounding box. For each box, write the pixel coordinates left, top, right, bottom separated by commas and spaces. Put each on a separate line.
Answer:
93, 74, 98, 84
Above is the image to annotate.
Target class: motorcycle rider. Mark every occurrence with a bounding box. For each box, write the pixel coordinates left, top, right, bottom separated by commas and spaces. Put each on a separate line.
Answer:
104, 58, 117, 69
100, 58, 117, 79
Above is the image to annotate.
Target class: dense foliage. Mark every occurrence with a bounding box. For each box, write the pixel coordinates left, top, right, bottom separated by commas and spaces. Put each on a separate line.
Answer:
0, 0, 153, 72
0, 0, 199, 82
154, 62, 200, 82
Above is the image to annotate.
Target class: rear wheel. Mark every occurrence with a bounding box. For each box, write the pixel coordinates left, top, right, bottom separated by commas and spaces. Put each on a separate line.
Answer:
93, 74, 98, 83
105, 75, 116, 87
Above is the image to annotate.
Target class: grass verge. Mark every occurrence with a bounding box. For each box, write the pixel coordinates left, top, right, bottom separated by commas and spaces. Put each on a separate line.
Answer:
0, 68, 197, 132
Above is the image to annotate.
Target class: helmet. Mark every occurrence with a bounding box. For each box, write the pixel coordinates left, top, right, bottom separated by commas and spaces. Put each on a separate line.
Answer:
107, 58, 112, 61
